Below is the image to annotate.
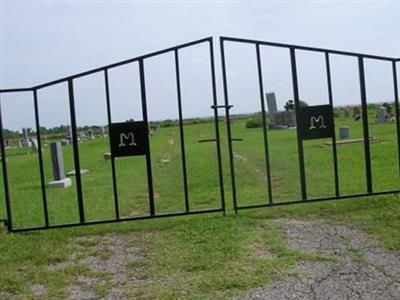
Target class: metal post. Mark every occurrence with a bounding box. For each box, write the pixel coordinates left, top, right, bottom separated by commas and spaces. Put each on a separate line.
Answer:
255, 43, 273, 205
104, 69, 120, 219
358, 57, 373, 193
325, 53, 340, 197
220, 38, 239, 212
33, 89, 49, 226
290, 48, 307, 201
392, 61, 400, 180
68, 79, 86, 223
138, 59, 156, 216
209, 38, 226, 215
174, 49, 190, 212
0, 96, 12, 231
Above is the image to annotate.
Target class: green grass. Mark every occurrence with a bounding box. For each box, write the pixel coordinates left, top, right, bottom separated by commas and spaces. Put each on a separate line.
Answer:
0, 110, 399, 298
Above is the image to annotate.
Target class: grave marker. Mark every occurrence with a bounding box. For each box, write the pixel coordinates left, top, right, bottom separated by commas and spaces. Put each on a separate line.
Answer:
48, 142, 71, 188
339, 126, 350, 139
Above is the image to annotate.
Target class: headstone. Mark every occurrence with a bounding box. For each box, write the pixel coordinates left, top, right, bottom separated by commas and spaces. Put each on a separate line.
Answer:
66, 126, 72, 144
271, 110, 296, 128
339, 126, 350, 139
101, 127, 107, 137
21, 128, 32, 147
103, 153, 111, 160
266, 93, 278, 114
353, 106, 362, 121
30, 138, 39, 152
48, 142, 71, 188
88, 129, 95, 140
376, 107, 387, 124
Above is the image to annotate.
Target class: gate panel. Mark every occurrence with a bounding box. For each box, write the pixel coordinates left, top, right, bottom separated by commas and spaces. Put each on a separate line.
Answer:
220, 36, 400, 211
0, 37, 225, 232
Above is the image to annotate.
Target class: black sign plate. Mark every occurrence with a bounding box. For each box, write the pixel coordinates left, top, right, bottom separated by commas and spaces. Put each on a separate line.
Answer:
298, 105, 334, 140
109, 121, 149, 157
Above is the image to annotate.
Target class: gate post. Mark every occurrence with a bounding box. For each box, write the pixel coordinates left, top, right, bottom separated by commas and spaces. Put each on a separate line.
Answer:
0, 94, 12, 231
289, 48, 307, 201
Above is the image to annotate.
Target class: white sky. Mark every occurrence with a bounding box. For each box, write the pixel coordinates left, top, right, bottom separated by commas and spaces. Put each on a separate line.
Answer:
0, 0, 399, 131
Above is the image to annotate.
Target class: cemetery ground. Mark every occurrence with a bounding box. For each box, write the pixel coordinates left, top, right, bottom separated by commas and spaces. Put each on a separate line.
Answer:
0, 109, 400, 299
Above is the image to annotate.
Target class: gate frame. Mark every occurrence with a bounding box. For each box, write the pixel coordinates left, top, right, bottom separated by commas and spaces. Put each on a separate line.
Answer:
220, 36, 400, 212
0, 37, 226, 232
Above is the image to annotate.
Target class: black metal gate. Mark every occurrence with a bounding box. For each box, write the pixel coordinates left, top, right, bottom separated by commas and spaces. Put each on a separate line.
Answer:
0, 37, 225, 232
1, 36, 399, 232
220, 36, 400, 212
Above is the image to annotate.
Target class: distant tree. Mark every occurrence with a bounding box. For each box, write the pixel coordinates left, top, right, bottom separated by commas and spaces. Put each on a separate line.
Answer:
284, 100, 308, 111
382, 102, 392, 113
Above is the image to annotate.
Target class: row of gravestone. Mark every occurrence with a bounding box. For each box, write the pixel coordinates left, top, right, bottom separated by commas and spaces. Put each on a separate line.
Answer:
265, 92, 395, 128
3, 126, 108, 150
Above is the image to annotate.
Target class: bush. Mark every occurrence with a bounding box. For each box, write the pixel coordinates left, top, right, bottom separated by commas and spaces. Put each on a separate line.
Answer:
245, 119, 262, 129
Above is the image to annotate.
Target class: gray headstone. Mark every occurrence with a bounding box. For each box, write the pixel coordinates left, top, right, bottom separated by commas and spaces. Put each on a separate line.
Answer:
88, 129, 95, 140
376, 107, 387, 124
21, 128, 32, 147
22, 128, 29, 140
271, 110, 296, 128
266, 93, 278, 114
30, 138, 39, 152
339, 126, 350, 139
66, 125, 72, 143
50, 142, 65, 181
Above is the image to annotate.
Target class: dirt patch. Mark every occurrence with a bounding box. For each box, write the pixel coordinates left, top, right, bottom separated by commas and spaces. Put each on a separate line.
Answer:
234, 219, 400, 300
30, 283, 47, 296
47, 233, 145, 299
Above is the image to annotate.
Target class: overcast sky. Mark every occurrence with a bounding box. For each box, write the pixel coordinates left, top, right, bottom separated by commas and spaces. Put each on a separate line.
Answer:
0, 0, 399, 131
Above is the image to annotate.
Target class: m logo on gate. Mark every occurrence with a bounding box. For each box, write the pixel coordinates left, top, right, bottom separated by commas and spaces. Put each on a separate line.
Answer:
109, 121, 148, 157
298, 105, 334, 140
309, 115, 327, 130
119, 133, 137, 147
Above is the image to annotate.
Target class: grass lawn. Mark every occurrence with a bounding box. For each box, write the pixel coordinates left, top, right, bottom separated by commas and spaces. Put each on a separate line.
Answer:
0, 110, 399, 299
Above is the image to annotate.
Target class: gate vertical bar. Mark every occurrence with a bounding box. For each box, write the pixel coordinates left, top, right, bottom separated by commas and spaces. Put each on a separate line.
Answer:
392, 61, 400, 180
0, 96, 12, 231
290, 48, 307, 200
209, 38, 226, 215
104, 69, 120, 220
174, 49, 190, 212
358, 57, 373, 193
33, 89, 49, 226
68, 79, 86, 223
255, 43, 273, 204
220, 38, 238, 212
325, 53, 340, 197
138, 59, 156, 216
